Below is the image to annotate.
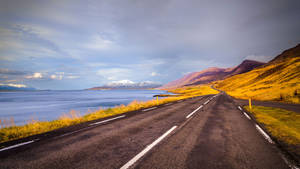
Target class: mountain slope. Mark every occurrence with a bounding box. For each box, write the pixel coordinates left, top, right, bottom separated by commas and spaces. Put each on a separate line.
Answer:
89, 80, 161, 90
216, 44, 300, 103
161, 60, 264, 89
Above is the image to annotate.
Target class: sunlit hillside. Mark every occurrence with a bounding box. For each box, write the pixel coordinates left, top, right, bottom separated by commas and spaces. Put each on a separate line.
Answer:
160, 60, 264, 89
216, 44, 300, 103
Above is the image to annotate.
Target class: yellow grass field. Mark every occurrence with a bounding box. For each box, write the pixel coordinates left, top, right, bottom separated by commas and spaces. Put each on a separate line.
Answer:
216, 57, 300, 103
244, 105, 300, 156
0, 85, 218, 143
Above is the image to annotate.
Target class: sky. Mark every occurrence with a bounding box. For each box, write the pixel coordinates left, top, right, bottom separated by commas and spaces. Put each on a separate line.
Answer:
0, 0, 299, 90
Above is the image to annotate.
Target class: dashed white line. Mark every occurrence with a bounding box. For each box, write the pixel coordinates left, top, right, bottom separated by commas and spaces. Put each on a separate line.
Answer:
58, 115, 126, 138
120, 126, 177, 169
89, 115, 126, 126
0, 139, 38, 152
142, 107, 157, 112
255, 124, 274, 144
57, 127, 92, 138
204, 100, 210, 105
238, 106, 242, 111
280, 153, 299, 169
186, 105, 203, 119
165, 103, 172, 106
243, 112, 251, 120
177, 100, 183, 103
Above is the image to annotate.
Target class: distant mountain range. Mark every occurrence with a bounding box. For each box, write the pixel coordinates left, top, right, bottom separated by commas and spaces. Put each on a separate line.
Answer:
88, 80, 162, 90
0, 85, 35, 91
160, 59, 265, 89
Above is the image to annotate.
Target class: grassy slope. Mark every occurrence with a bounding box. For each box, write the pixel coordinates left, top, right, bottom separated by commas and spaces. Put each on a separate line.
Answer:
216, 57, 300, 103
167, 84, 219, 96
244, 105, 300, 156
0, 85, 218, 144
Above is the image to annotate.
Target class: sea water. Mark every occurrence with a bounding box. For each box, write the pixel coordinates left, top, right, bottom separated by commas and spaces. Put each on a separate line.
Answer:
0, 89, 167, 126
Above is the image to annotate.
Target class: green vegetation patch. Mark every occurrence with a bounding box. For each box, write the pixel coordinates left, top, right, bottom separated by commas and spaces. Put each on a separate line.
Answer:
244, 105, 300, 155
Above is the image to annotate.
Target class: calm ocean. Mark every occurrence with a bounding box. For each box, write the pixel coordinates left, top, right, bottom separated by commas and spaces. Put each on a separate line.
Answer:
0, 89, 167, 126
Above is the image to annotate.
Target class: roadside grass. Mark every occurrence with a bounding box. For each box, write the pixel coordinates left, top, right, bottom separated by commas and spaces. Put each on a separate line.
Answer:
244, 105, 300, 155
167, 84, 219, 96
216, 57, 300, 103
0, 85, 218, 143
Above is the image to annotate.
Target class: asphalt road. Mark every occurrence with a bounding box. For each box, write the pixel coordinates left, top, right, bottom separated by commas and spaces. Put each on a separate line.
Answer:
0, 93, 298, 169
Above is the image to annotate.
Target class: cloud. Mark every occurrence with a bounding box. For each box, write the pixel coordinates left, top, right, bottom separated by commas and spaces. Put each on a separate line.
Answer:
25, 72, 43, 79
14, 24, 55, 38
50, 72, 64, 80
245, 55, 273, 62
50, 74, 62, 80
66, 75, 80, 79
150, 72, 160, 76
0, 83, 27, 88
84, 34, 114, 50
97, 68, 132, 81
0, 0, 299, 90
0, 68, 27, 75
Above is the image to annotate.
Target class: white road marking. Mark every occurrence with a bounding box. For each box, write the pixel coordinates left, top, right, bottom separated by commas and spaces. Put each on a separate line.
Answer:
186, 105, 203, 119
177, 100, 183, 103
243, 112, 251, 120
280, 153, 299, 169
120, 126, 177, 169
204, 100, 209, 105
58, 115, 126, 138
165, 103, 172, 106
57, 127, 92, 138
238, 106, 242, 111
0, 139, 38, 152
89, 115, 126, 126
142, 107, 157, 112
255, 124, 274, 144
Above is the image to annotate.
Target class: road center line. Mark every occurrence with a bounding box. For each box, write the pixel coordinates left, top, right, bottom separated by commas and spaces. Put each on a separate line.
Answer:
243, 112, 251, 120
89, 115, 126, 126
186, 105, 203, 119
120, 126, 177, 169
255, 124, 274, 144
142, 107, 157, 112
164, 103, 172, 106
238, 106, 242, 111
0, 139, 37, 152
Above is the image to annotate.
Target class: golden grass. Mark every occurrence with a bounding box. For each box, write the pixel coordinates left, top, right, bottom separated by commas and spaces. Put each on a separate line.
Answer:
0, 85, 219, 143
216, 57, 300, 103
168, 84, 219, 96
244, 105, 300, 155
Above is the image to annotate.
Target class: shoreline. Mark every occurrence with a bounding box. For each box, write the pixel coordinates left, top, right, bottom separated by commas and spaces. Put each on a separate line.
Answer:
0, 85, 219, 144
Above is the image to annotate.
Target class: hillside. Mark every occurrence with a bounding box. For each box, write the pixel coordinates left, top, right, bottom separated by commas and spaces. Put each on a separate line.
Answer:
216, 44, 300, 103
161, 60, 264, 89
88, 80, 161, 90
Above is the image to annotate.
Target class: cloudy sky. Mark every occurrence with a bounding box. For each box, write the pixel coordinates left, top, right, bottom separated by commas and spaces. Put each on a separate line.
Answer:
0, 0, 299, 90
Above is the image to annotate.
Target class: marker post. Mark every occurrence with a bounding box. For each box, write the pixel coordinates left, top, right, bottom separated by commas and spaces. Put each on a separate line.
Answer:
249, 98, 252, 112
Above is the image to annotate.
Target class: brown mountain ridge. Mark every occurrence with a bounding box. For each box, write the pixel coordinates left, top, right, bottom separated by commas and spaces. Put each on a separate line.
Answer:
161, 59, 265, 89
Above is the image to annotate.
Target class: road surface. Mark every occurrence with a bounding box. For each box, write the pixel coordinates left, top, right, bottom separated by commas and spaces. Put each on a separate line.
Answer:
0, 93, 298, 169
